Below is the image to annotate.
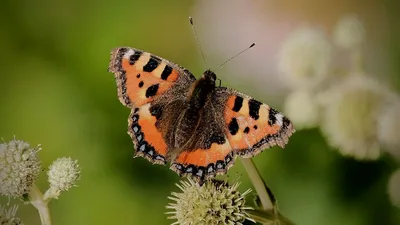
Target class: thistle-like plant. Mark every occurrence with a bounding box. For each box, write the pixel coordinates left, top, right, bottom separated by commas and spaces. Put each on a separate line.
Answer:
0, 138, 81, 225
166, 158, 295, 225
167, 178, 253, 225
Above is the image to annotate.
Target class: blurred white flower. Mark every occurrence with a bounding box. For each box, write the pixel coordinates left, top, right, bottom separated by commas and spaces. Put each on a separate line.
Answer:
319, 74, 389, 160
284, 89, 320, 129
388, 169, 400, 209
0, 205, 23, 225
166, 178, 253, 225
0, 139, 41, 198
278, 27, 332, 89
47, 157, 80, 193
333, 15, 365, 50
377, 98, 400, 159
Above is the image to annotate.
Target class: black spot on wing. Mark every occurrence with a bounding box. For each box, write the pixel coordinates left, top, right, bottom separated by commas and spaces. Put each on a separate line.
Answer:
210, 133, 225, 145
268, 108, 279, 126
161, 65, 173, 80
143, 56, 160, 72
228, 118, 239, 135
203, 133, 225, 149
129, 51, 142, 65
145, 84, 159, 98
232, 96, 243, 112
248, 99, 262, 120
150, 105, 162, 120
138, 81, 144, 88
243, 127, 250, 134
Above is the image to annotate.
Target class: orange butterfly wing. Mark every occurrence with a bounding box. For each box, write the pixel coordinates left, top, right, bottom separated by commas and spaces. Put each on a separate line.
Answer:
171, 87, 295, 181
219, 87, 295, 157
170, 138, 235, 180
109, 47, 196, 164
108, 47, 194, 108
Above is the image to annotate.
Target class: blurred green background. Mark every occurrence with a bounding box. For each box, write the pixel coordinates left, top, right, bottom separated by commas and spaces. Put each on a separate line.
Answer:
1, 0, 399, 224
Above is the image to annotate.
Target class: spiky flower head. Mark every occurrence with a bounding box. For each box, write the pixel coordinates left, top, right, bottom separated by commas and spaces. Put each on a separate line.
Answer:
47, 157, 80, 192
166, 178, 253, 225
319, 74, 389, 160
333, 15, 365, 50
0, 205, 24, 225
388, 169, 400, 209
0, 139, 41, 198
284, 89, 320, 130
377, 98, 400, 159
278, 26, 332, 89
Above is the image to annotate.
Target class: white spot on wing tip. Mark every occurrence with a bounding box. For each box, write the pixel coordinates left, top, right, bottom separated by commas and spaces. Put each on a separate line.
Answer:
123, 49, 135, 59
276, 113, 284, 126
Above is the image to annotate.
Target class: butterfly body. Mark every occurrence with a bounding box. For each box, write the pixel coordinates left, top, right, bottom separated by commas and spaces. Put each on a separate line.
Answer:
109, 47, 295, 181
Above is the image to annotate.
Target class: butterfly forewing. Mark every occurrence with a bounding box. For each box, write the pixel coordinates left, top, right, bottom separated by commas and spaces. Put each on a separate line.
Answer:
109, 47, 196, 164
216, 87, 295, 157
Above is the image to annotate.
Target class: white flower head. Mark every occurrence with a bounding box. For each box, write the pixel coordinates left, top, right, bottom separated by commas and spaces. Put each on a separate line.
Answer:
377, 98, 400, 159
284, 89, 320, 130
0, 205, 24, 225
166, 178, 253, 225
334, 15, 365, 50
319, 74, 389, 160
47, 157, 80, 192
388, 169, 400, 209
0, 139, 41, 198
278, 26, 332, 89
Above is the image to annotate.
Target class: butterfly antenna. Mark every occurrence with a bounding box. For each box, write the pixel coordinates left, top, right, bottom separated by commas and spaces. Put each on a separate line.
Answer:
189, 17, 208, 69
215, 43, 256, 70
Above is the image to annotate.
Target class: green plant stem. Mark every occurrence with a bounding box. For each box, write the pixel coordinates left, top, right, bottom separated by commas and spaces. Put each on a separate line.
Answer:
241, 158, 296, 225
28, 184, 52, 225
247, 209, 295, 225
240, 158, 273, 210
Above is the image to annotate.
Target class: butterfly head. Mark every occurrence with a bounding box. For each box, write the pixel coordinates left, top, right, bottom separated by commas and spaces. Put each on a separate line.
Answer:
203, 70, 217, 86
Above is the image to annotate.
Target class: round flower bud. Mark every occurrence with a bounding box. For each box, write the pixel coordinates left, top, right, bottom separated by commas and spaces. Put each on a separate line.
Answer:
333, 15, 365, 50
0, 139, 41, 198
284, 89, 320, 130
279, 27, 332, 89
167, 179, 253, 225
319, 74, 389, 160
47, 157, 80, 192
0, 205, 24, 225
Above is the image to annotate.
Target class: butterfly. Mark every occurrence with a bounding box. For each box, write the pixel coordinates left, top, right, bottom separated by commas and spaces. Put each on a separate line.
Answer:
108, 47, 295, 181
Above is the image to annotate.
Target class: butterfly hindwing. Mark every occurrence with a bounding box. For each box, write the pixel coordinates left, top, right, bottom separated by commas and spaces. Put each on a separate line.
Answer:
170, 97, 237, 180
108, 47, 195, 108
128, 104, 169, 164
216, 87, 295, 157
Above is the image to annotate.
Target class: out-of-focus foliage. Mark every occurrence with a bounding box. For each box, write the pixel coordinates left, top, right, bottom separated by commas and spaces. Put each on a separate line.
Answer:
0, 0, 399, 224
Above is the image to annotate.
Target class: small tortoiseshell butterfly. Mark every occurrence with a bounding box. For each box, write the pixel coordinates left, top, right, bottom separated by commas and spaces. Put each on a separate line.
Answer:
108, 47, 295, 181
